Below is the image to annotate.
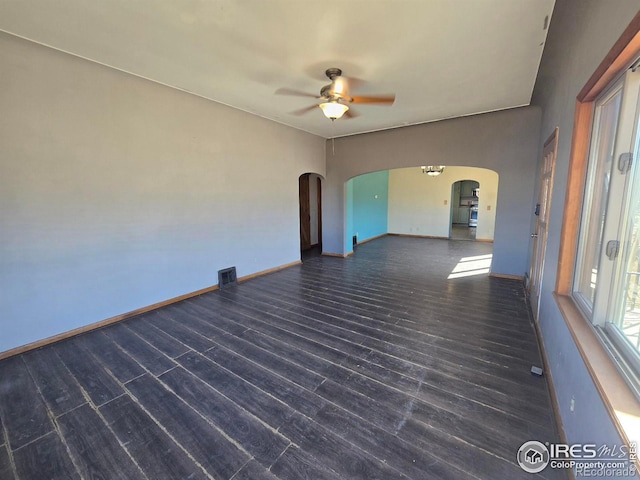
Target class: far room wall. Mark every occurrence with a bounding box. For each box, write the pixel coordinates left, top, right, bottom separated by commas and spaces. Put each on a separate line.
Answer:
324, 106, 541, 276
0, 32, 325, 353
387, 166, 498, 241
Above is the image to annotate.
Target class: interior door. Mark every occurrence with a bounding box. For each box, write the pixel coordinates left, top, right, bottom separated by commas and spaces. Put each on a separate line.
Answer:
529, 128, 558, 319
299, 174, 311, 250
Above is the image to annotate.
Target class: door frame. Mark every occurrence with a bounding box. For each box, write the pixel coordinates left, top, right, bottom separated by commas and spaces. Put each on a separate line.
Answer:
449, 179, 480, 237
299, 173, 323, 253
299, 174, 311, 251
528, 127, 559, 319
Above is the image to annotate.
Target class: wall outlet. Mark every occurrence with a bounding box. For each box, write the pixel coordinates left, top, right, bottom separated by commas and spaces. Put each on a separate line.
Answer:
570, 397, 575, 412
444, 199, 448, 205
487, 205, 492, 211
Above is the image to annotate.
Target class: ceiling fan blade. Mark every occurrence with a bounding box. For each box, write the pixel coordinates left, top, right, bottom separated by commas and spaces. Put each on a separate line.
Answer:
275, 87, 319, 98
344, 108, 360, 119
289, 104, 319, 116
349, 94, 395, 105
327, 76, 366, 99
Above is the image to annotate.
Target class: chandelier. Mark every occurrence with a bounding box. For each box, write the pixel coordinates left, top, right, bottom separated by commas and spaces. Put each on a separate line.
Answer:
421, 165, 445, 176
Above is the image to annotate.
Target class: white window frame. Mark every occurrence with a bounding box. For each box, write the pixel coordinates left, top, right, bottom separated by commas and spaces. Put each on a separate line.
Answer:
572, 65, 640, 391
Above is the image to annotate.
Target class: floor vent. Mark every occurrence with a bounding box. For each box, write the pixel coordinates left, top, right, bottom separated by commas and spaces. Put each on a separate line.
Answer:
218, 267, 237, 288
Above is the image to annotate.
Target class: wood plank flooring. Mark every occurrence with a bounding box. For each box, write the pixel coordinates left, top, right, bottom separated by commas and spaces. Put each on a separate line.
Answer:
0, 236, 567, 479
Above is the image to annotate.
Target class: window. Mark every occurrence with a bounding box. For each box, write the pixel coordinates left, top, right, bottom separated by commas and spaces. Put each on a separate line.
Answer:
573, 66, 640, 385
554, 13, 640, 448
574, 82, 622, 313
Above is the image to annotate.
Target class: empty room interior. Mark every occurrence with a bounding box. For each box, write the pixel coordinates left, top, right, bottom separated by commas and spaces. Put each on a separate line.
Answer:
2, 1, 640, 479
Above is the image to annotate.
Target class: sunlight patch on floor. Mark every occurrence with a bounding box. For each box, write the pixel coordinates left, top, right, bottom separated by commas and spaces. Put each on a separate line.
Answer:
448, 254, 493, 279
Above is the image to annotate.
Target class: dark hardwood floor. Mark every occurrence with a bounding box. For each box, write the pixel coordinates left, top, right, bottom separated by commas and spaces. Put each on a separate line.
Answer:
0, 236, 567, 479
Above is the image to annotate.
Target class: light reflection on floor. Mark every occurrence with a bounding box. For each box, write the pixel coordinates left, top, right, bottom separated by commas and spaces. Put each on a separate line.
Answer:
448, 254, 493, 279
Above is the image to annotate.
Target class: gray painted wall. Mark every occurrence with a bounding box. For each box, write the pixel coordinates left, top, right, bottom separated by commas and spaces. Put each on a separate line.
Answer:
0, 32, 325, 353
530, 0, 640, 463
323, 107, 541, 276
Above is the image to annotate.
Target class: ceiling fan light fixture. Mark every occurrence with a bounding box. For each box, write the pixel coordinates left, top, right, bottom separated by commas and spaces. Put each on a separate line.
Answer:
421, 165, 445, 176
319, 101, 349, 120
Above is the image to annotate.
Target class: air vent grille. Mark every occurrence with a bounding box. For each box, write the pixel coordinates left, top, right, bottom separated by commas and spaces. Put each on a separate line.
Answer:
218, 267, 237, 288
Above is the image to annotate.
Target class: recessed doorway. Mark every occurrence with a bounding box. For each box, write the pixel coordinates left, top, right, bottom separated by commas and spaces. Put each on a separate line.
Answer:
299, 173, 323, 258
450, 180, 479, 241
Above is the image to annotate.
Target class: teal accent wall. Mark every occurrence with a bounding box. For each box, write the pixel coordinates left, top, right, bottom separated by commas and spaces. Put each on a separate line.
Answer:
352, 171, 389, 243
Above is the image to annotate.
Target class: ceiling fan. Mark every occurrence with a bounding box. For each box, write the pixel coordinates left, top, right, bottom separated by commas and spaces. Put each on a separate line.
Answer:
276, 68, 395, 120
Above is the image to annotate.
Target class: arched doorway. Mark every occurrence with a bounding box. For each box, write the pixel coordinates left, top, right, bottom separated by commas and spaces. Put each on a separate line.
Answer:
299, 173, 323, 257
341, 166, 497, 250
450, 179, 480, 240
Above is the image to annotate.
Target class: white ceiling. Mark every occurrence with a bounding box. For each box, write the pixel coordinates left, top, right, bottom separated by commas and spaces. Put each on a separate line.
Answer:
0, 0, 555, 139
